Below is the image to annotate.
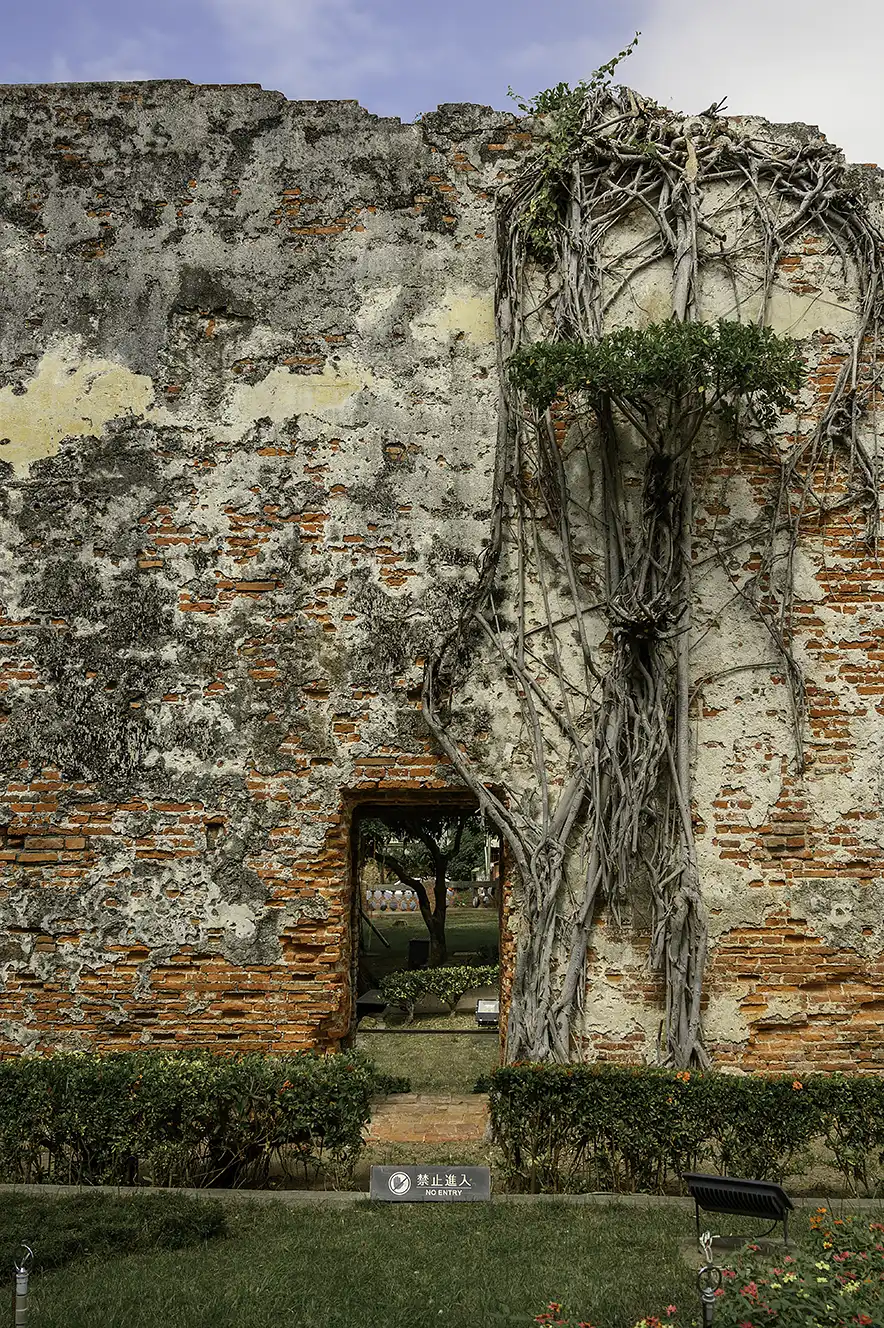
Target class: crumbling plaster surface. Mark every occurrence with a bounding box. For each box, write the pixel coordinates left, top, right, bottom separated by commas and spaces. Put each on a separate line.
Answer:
0, 81, 523, 1051
0, 80, 883, 1068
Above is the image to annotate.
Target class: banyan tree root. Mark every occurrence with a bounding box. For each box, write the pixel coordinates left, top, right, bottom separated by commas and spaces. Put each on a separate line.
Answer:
423, 80, 884, 1066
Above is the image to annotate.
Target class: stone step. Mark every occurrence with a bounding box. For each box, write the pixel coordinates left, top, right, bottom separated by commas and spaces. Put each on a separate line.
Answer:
367, 1093, 489, 1144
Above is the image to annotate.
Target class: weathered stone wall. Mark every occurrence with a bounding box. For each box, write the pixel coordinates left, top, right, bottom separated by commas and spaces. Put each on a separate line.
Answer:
1, 80, 882, 1071
0, 80, 525, 1051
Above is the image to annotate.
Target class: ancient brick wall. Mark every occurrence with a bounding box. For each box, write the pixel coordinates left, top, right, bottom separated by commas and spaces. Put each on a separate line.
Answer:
0, 81, 524, 1052
1, 81, 883, 1071
575, 322, 884, 1073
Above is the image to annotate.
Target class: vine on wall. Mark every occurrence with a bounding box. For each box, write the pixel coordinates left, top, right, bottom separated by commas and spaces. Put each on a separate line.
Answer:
422, 52, 884, 1066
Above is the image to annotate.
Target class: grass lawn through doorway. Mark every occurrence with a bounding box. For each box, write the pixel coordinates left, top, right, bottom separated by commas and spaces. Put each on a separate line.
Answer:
360, 909, 500, 984
358, 909, 502, 1094
356, 1012, 499, 1094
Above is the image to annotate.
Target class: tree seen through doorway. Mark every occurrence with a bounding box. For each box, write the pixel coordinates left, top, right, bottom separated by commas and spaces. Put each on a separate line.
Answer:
360, 809, 486, 966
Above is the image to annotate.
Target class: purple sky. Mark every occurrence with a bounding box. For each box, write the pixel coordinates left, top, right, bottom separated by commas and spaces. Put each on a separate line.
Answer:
1, 0, 881, 163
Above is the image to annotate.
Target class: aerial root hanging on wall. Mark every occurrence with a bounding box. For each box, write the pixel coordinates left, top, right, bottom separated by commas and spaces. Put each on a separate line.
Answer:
423, 81, 884, 1066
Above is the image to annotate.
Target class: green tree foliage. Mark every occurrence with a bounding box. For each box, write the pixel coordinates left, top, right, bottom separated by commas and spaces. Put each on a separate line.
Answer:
360, 809, 487, 965
508, 318, 804, 429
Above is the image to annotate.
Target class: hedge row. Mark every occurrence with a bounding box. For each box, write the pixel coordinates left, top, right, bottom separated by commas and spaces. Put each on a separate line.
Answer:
380, 964, 499, 1013
0, 1049, 376, 1188
489, 1062, 884, 1194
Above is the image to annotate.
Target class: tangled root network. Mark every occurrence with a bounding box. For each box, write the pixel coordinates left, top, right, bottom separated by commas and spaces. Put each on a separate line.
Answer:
422, 82, 884, 1066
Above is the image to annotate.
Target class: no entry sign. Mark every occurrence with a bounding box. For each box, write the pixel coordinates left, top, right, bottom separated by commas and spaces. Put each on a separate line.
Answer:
369, 1165, 491, 1201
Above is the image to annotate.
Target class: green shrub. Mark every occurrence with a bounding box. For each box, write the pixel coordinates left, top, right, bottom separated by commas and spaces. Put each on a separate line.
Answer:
380, 965, 499, 1015
0, 1191, 226, 1275
0, 1049, 376, 1188
489, 1063, 884, 1194
371, 1072, 412, 1095
816, 1073, 884, 1196
697, 1070, 819, 1182
490, 1062, 706, 1193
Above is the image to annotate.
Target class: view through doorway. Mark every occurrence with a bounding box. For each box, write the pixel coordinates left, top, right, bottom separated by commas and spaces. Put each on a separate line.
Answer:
352, 799, 502, 1094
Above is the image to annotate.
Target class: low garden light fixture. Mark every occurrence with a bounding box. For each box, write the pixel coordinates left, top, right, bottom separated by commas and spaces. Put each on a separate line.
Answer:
683, 1172, 794, 1247
355, 989, 387, 1019
475, 998, 499, 1028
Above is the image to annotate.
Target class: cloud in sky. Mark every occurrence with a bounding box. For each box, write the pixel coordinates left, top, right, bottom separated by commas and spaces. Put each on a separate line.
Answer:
47, 37, 165, 85
492, 0, 883, 162
201, 0, 633, 118
207, 0, 400, 99
0, 0, 880, 162
631, 0, 883, 164
202, 0, 884, 161
1, 1, 199, 87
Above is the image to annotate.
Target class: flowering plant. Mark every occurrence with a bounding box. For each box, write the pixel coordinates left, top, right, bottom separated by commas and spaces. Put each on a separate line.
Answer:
709, 1208, 884, 1327
533, 1302, 596, 1327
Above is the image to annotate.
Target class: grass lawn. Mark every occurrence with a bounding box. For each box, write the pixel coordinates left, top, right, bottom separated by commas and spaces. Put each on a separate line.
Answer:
361, 909, 499, 983
357, 1012, 500, 1093
359, 911, 502, 1094
26, 1195, 713, 1328
0, 1191, 227, 1275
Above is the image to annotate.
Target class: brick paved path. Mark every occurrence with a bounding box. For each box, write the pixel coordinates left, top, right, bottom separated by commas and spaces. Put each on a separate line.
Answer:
367, 1093, 489, 1144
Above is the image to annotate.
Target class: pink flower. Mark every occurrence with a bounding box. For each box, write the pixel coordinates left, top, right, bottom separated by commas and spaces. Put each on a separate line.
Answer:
666, 1309, 677, 1318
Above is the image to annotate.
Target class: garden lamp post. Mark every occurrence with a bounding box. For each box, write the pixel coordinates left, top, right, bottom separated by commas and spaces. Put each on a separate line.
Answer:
13, 1245, 33, 1328
697, 1231, 722, 1326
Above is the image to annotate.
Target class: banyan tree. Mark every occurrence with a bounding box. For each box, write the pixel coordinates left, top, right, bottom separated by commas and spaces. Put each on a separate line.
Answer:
421, 55, 884, 1066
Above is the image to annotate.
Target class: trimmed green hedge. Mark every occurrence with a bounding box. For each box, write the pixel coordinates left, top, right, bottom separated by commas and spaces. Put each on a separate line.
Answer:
0, 1049, 376, 1188
380, 965, 499, 1014
489, 1062, 884, 1194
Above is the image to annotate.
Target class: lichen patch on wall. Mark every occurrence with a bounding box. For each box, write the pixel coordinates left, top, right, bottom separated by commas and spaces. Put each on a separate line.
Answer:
224, 356, 384, 430
0, 338, 154, 476
408, 287, 495, 345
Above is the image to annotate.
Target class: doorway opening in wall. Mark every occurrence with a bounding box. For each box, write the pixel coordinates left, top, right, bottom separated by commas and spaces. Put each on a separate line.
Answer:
351, 795, 502, 1095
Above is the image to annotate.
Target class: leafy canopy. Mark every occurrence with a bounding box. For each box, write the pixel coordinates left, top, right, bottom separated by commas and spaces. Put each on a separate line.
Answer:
508, 318, 804, 430
361, 808, 486, 880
